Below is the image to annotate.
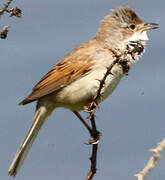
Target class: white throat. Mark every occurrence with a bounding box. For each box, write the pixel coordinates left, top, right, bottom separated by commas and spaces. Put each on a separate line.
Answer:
124, 31, 149, 45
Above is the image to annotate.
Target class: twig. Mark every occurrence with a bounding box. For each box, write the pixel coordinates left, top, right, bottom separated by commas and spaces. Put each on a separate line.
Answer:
85, 50, 122, 180
85, 108, 100, 180
135, 137, 165, 180
85, 47, 137, 179
0, 0, 13, 16
86, 59, 119, 120
0, 0, 22, 39
86, 48, 129, 119
86, 143, 98, 180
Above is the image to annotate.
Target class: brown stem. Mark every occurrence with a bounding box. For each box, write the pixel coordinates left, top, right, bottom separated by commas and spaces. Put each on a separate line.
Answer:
77, 50, 124, 180
0, 0, 13, 16
72, 110, 99, 179
84, 52, 121, 180
86, 112, 99, 180
86, 144, 98, 180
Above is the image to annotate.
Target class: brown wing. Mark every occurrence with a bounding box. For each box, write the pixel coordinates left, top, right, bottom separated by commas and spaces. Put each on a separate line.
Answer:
19, 52, 94, 105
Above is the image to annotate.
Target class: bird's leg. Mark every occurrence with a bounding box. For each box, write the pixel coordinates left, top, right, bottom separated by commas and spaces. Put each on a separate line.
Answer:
87, 112, 101, 145
72, 111, 101, 144
72, 111, 93, 135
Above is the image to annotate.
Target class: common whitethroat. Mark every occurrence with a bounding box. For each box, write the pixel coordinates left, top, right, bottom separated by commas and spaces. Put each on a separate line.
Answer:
8, 6, 158, 177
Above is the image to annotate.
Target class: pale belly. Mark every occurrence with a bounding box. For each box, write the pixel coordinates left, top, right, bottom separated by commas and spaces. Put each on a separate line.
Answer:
51, 65, 123, 111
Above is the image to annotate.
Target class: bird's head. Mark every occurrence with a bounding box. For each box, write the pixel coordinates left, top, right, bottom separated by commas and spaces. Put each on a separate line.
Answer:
96, 6, 158, 50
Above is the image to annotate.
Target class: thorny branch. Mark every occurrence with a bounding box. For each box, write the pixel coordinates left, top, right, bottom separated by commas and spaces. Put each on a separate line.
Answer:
0, 0, 22, 39
85, 42, 144, 119
76, 43, 144, 180
85, 107, 100, 180
84, 43, 162, 180
85, 49, 126, 119
85, 49, 125, 180
135, 137, 165, 180
86, 143, 98, 180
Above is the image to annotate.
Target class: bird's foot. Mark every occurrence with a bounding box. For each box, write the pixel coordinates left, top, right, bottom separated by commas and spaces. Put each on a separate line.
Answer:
85, 130, 102, 145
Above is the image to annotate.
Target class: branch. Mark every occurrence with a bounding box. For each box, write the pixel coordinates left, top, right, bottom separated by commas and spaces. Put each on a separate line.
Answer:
85, 48, 132, 120
85, 106, 99, 180
85, 61, 119, 121
135, 137, 165, 180
0, 0, 13, 16
85, 46, 141, 179
0, 0, 22, 39
85, 99, 100, 180
84, 50, 124, 180
0, 0, 22, 18
86, 143, 98, 180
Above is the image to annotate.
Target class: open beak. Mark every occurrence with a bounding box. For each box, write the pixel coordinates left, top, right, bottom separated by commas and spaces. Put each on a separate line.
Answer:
142, 23, 159, 31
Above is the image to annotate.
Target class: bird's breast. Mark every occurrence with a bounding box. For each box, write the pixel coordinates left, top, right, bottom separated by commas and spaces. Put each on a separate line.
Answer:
53, 64, 124, 111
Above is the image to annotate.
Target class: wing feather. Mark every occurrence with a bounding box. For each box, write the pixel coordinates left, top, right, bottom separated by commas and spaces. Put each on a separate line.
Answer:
19, 53, 94, 105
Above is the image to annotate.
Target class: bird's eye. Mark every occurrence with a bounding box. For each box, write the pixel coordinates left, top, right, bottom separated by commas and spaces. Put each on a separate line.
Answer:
129, 24, 136, 30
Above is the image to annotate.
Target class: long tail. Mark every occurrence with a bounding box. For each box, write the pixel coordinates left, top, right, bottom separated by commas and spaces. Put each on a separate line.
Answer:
8, 105, 53, 177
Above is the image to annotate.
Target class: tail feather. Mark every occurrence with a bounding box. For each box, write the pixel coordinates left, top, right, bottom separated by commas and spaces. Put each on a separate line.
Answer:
8, 106, 52, 177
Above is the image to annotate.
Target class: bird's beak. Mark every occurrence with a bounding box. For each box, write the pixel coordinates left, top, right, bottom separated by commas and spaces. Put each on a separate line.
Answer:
141, 23, 159, 31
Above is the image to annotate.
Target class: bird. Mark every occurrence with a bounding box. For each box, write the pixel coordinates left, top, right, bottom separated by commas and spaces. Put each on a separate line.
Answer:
8, 6, 158, 177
